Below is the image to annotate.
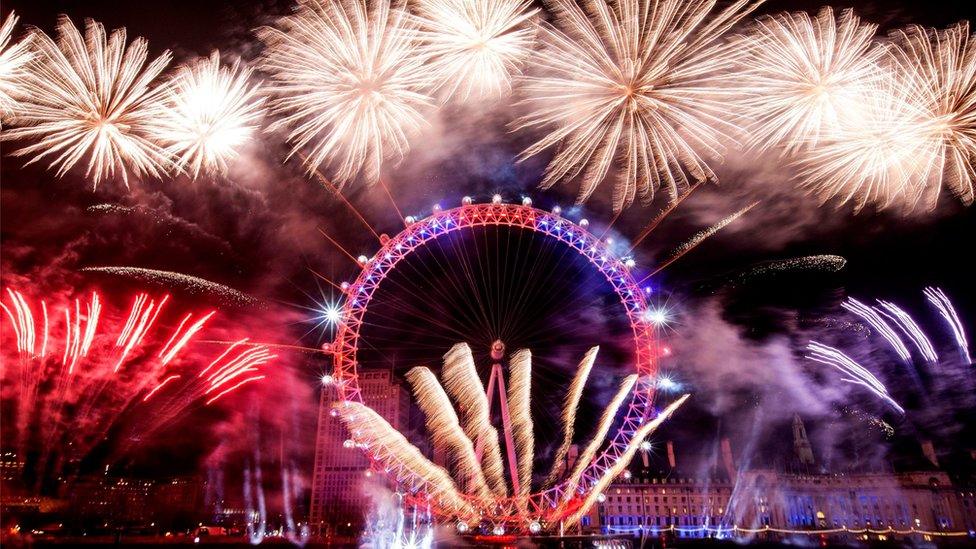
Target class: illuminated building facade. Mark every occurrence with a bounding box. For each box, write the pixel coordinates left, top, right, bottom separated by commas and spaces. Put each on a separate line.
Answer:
309, 369, 409, 537
591, 436, 976, 543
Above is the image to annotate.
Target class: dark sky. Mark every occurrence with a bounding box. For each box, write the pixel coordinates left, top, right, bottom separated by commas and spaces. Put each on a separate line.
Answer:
2, 0, 975, 495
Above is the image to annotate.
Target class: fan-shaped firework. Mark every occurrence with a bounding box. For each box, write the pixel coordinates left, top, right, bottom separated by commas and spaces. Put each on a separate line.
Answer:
3, 16, 172, 187
736, 7, 883, 154
513, 0, 761, 212
890, 23, 976, 206
0, 288, 273, 490
336, 343, 688, 532
415, 0, 537, 101
157, 51, 265, 178
259, 0, 431, 187
792, 70, 938, 212
0, 11, 32, 120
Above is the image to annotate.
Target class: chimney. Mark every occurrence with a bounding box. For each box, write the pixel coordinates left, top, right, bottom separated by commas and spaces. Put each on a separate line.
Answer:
721, 437, 736, 480
666, 440, 676, 469
921, 440, 939, 468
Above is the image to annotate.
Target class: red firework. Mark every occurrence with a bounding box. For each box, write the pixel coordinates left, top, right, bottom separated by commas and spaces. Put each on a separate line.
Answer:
0, 288, 274, 489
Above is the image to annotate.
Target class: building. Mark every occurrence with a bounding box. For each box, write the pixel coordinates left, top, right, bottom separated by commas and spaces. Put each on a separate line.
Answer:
592, 431, 976, 543
309, 369, 409, 537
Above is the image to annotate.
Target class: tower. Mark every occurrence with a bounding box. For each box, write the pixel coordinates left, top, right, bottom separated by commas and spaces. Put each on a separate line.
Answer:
792, 414, 815, 466
309, 370, 408, 538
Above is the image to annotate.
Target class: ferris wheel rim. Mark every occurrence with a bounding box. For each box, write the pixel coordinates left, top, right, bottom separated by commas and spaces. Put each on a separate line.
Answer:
329, 199, 661, 526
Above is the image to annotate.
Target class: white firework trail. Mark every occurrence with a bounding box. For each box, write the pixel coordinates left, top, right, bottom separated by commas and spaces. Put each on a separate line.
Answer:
876, 300, 939, 362
562, 373, 637, 499
807, 341, 905, 414
842, 297, 911, 361
543, 345, 597, 488
564, 394, 689, 525
80, 266, 257, 307
441, 343, 508, 496
506, 348, 533, 504
405, 366, 492, 500
924, 287, 971, 363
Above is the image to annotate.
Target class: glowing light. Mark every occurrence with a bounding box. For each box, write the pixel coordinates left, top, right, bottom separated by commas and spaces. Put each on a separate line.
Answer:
639, 440, 652, 452
643, 308, 669, 326
656, 376, 680, 392
5, 16, 172, 187
528, 521, 541, 534
258, 0, 431, 186
491, 193, 503, 204
321, 374, 334, 385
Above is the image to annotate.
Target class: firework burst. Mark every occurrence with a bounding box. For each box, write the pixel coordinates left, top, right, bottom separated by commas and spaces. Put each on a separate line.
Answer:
513, 0, 762, 212
157, 51, 265, 179
259, 0, 431, 187
736, 7, 883, 154
890, 22, 976, 206
414, 0, 538, 101
3, 16, 172, 187
0, 11, 32, 120
792, 70, 939, 212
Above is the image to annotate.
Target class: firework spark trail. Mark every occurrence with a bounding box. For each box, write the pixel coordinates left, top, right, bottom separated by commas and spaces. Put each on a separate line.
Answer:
513, 0, 762, 212
406, 367, 492, 500
890, 23, 976, 206
924, 287, 971, 363
876, 300, 939, 362
564, 394, 689, 524
441, 343, 508, 497
807, 341, 905, 414
563, 374, 637, 499
0, 289, 270, 489
3, 16, 172, 186
0, 12, 32, 120
336, 401, 476, 518
793, 68, 940, 212
258, 0, 431, 187
415, 0, 537, 101
645, 202, 758, 280
80, 266, 258, 307
543, 346, 597, 489
506, 349, 533, 505
158, 311, 217, 365
842, 298, 911, 361
735, 7, 882, 154
157, 51, 265, 178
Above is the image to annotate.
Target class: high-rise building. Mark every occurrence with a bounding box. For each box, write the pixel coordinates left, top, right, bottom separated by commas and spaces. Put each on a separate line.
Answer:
309, 370, 409, 538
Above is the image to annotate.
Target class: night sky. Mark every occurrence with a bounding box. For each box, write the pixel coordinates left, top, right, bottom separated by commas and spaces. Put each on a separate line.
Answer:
2, 0, 975, 498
